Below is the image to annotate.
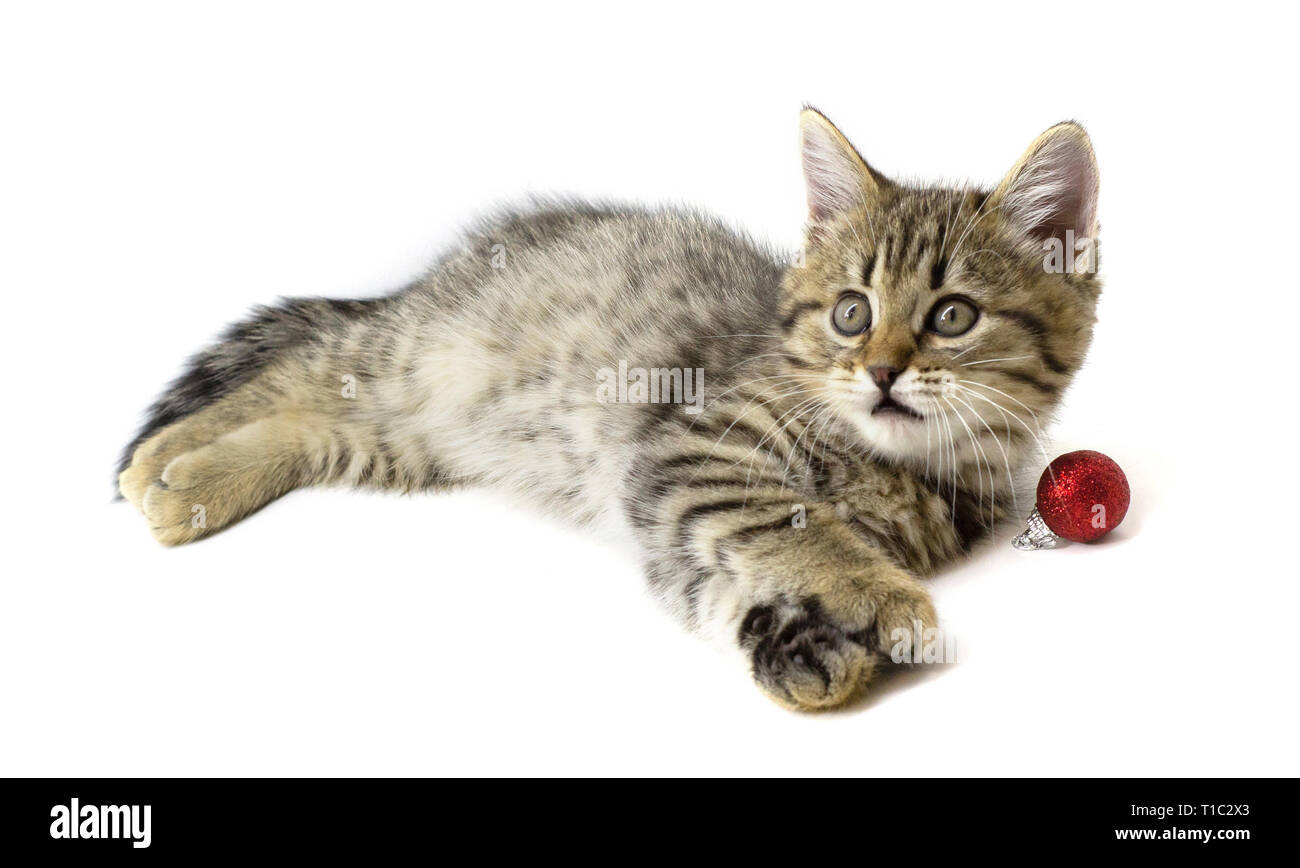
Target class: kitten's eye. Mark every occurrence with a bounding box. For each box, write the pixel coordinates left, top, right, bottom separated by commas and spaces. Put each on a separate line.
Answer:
927, 296, 979, 337
832, 292, 871, 336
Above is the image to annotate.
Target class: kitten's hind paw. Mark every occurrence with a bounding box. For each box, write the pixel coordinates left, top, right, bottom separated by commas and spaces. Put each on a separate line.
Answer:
119, 414, 317, 545
135, 447, 240, 546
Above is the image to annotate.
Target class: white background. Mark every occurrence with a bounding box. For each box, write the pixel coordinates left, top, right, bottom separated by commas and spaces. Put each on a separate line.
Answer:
2, 1, 1296, 776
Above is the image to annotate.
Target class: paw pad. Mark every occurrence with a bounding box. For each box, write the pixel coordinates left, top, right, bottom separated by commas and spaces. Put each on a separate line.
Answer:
739, 597, 874, 710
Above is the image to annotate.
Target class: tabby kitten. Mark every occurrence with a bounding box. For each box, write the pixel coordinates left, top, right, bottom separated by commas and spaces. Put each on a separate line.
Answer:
118, 109, 1100, 710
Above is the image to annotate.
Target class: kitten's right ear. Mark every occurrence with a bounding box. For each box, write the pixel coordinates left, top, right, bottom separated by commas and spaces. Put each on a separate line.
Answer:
800, 107, 889, 222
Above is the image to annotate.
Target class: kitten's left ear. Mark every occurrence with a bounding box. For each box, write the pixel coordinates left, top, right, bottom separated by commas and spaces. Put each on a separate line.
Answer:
987, 121, 1100, 245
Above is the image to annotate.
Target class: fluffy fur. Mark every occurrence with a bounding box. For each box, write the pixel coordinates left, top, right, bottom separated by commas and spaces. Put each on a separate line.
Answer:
119, 109, 1101, 710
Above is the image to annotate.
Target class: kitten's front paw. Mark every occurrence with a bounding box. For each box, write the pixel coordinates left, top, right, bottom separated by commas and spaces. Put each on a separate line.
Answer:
740, 598, 876, 709
740, 584, 936, 711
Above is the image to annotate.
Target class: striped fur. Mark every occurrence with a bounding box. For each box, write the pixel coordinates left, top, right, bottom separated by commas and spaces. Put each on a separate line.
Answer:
118, 112, 1101, 710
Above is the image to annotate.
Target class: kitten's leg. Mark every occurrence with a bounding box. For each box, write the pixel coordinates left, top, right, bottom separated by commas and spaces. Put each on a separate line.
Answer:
123, 405, 344, 545
120, 367, 458, 545
627, 470, 936, 710
118, 297, 460, 544
118, 386, 278, 514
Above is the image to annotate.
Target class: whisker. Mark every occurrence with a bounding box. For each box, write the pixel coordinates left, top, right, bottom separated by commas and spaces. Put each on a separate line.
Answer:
780, 402, 835, 491
675, 373, 806, 441
950, 391, 1019, 518
961, 356, 1033, 367
949, 201, 1007, 267
742, 393, 833, 497
923, 402, 933, 483
949, 345, 978, 362
723, 352, 800, 371
957, 379, 1044, 428
943, 395, 995, 533
934, 399, 958, 527
677, 380, 813, 476
956, 384, 1053, 470
735, 392, 827, 476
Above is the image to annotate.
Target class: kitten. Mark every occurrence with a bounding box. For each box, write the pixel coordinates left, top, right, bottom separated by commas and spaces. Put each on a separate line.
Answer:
118, 108, 1100, 710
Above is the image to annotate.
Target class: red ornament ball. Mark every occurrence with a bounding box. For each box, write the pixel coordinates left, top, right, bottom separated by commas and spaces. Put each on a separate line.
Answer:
1035, 450, 1130, 543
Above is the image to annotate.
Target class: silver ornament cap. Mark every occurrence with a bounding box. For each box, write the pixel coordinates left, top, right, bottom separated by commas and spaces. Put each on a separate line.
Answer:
1012, 507, 1059, 551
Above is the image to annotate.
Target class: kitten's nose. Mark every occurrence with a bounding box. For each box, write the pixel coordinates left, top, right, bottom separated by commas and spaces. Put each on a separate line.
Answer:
868, 366, 901, 393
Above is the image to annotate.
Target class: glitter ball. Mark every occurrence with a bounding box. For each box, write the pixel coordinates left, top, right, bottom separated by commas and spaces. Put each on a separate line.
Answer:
1035, 450, 1130, 543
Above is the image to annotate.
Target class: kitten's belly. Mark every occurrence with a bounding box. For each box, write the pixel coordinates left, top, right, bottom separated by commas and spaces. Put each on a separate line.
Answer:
388, 204, 784, 532
397, 324, 646, 526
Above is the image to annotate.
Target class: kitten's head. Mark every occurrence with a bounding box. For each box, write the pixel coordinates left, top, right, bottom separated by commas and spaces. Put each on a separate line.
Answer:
780, 108, 1101, 470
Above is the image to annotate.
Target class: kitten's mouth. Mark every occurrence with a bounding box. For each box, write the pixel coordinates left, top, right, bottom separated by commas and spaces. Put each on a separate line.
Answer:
871, 395, 923, 420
